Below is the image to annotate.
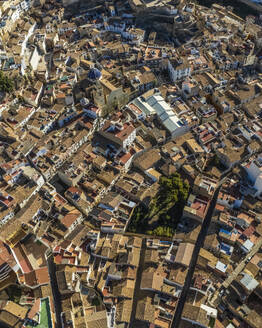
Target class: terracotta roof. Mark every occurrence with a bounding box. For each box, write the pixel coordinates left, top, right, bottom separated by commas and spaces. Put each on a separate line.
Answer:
140, 270, 164, 291
12, 244, 33, 273
0, 242, 16, 268
182, 303, 209, 326
115, 124, 135, 141
136, 297, 155, 323
85, 310, 108, 328
175, 243, 194, 267
215, 318, 226, 328
133, 148, 161, 171
61, 209, 81, 229
144, 249, 159, 263
27, 298, 41, 320
1, 301, 28, 319
112, 279, 135, 298
116, 299, 133, 323
122, 266, 137, 280
23, 266, 49, 287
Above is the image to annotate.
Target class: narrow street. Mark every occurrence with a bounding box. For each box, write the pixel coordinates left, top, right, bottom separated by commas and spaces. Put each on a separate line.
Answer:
129, 238, 146, 326
170, 186, 222, 328
47, 254, 62, 328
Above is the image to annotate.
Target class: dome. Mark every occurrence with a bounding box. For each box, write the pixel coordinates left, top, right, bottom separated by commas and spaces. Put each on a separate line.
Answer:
88, 68, 102, 81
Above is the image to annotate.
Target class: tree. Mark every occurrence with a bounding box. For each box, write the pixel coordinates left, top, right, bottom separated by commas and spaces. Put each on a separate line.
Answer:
151, 226, 173, 238
0, 71, 14, 93
128, 172, 190, 236
157, 173, 189, 210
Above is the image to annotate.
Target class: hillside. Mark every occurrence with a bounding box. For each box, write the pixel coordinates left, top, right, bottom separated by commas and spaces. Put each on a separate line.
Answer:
197, 0, 261, 17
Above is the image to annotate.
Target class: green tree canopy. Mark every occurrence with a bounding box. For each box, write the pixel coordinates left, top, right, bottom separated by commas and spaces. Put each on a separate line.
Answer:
0, 71, 14, 93
128, 172, 190, 236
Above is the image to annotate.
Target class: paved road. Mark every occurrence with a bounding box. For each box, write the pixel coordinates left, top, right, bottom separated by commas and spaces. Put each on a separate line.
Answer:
170, 185, 222, 328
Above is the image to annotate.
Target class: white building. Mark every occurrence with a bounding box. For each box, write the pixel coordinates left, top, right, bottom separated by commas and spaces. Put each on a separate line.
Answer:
133, 92, 189, 137
104, 22, 126, 34
167, 58, 191, 82
245, 155, 262, 197
30, 47, 40, 71
124, 27, 145, 45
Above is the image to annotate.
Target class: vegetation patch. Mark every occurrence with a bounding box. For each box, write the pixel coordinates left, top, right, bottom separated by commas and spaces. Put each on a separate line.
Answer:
210, 154, 226, 170
209, 316, 216, 328
6, 285, 21, 303
92, 297, 101, 306
0, 71, 14, 93
128, 173, 189, 237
